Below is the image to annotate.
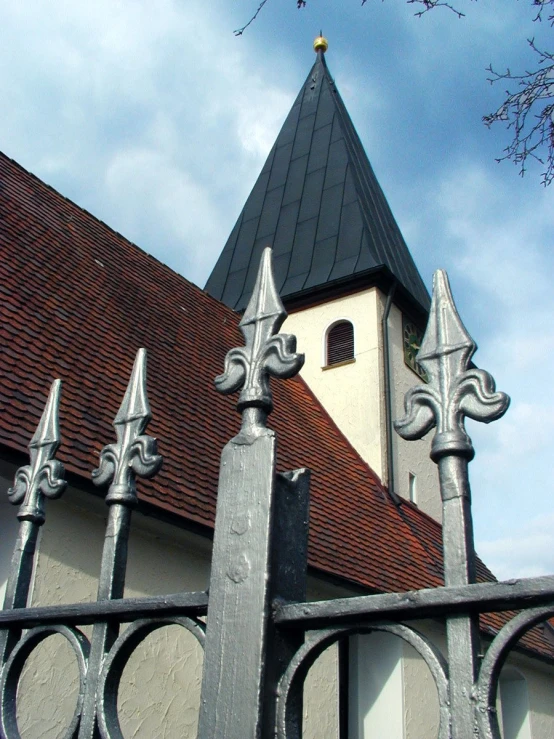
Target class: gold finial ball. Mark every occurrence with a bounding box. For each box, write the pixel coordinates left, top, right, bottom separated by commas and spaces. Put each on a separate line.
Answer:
313, 35, 328, 53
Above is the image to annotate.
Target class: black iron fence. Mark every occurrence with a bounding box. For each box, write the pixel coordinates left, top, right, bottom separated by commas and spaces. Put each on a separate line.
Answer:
1, 247, 553, 738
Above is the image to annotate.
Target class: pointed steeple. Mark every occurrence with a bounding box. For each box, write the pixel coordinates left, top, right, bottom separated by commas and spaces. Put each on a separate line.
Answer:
206, 40, 430, 313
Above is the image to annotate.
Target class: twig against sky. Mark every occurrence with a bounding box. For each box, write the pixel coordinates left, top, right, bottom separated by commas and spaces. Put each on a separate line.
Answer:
484, 39, 554, 186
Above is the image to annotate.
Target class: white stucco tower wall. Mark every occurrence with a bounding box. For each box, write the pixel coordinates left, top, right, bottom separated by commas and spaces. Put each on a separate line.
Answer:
284, 286, 441, 522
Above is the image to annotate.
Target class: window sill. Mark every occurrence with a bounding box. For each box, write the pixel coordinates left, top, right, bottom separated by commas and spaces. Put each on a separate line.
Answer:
322, 358, 356, 371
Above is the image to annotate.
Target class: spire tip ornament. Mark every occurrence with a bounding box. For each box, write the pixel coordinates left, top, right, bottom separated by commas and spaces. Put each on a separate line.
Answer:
313, 33, 328, 53
395, 269, 510, 463
215, 247, 304, 434
93, 348, 162, 506
8, 379, 66, 523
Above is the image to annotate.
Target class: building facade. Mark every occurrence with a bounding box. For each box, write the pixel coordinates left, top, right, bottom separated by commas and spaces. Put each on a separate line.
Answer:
0, 39, 553, 738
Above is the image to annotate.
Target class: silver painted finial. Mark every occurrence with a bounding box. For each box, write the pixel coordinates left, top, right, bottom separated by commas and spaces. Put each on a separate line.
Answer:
92, 348, 162, 506
215, 248, 304, 420
395, 270, 510, 462
8, 379, 66, 524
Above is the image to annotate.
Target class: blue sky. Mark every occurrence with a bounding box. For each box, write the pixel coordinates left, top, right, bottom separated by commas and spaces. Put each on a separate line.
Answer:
1, 0, 553, 578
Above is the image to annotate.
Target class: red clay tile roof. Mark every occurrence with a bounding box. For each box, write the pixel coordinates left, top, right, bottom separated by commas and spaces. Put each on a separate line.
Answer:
0, 151, 551, 661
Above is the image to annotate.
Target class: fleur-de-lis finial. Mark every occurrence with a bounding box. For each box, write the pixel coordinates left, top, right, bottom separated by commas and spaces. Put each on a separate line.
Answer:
92, 348, 162, 505
8, 379, 66, 524
394, 270, 510, 462
215, 247, 304, 421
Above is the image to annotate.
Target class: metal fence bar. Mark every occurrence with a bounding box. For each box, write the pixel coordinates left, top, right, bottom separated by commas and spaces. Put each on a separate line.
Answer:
274, 575, 554, 628
78, 348, 162, 739
0, 591, 208, 628
395, 269, 510, 738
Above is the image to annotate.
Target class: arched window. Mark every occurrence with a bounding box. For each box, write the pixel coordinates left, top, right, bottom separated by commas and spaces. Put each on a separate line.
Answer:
326, 321, 354, 366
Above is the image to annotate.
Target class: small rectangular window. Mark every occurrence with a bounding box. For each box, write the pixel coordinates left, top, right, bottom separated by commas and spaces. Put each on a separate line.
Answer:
409, 473, 417, 504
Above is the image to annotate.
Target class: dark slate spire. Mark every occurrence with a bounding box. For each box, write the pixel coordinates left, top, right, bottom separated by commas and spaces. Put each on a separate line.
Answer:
205, 41, 430, 313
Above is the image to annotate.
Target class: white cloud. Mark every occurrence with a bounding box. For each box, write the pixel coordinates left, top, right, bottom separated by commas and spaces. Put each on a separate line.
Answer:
478, 513, 554, 580
0, 0, 294, 283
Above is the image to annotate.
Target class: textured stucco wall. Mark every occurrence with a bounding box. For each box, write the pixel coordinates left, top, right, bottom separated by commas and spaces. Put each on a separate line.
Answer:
525, 660, 554, 738
402, 622, 443, 739
388, 302, 442, 522
4, 487, 341, 738
303, 641, 339, 739
349, 632, 404, 739
285, 289, 386, 480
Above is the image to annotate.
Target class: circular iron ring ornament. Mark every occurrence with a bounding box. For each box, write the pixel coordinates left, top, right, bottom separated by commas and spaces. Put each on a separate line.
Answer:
275, 622, 449, 739
97, 616, 206, 739
0, 624, 90, 739
475, 605, 554, 739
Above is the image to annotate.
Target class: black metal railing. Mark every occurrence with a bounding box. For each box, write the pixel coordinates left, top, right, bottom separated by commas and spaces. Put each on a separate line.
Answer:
1, 247, 553, 739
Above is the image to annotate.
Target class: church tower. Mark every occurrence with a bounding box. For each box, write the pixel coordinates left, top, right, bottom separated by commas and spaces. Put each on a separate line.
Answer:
206, 37, 441, 521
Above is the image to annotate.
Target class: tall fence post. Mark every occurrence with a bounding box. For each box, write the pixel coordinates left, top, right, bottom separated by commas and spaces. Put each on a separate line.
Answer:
197, 247, 305, 739
395, 270, 510, 739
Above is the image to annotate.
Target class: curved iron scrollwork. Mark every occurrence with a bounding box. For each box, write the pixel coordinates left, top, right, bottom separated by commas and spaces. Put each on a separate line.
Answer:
395, 269, 509, 463
0, 380, 68, 673
275, 623, 450, 739
215, 246, 304, 431
475, 605, 554, 739
0, 624, 90, 739
92, 348, 162, 507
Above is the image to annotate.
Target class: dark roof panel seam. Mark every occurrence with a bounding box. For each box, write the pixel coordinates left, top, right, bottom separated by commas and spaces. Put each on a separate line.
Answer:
331, 93, 392, 269
333, 88, 425, 301
294, 65, 340, 290
282, 64, 326, 292
333, 96, 429, 303
239, 146, 292, 303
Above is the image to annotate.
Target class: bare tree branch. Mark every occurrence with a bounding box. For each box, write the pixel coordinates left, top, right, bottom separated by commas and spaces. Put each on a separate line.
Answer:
532, 0, 554, 24
484, 38, 554, 185
234, 0, 271, 36
406, 0, 467, 18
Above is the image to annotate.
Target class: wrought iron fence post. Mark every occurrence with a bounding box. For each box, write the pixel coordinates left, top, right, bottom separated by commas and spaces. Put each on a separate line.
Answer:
0, 380, 66, 669
197, 248, 304, 739
78, 348, 161, 739
395, 270, 509, 739
263, 468, 310, 739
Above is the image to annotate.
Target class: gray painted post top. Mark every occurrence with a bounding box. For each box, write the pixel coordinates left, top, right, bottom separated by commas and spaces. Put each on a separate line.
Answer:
8, 379, 66, 524
92, 348, 162, 507
395, 269, 510, 461
215, 246, 304, 428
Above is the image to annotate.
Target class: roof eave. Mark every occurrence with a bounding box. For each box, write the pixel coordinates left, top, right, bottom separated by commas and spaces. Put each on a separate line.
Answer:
283, 265, 430, 324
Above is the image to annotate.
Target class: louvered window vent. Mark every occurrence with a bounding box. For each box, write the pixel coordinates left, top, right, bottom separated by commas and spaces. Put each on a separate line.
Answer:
326, 321, 354, 366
